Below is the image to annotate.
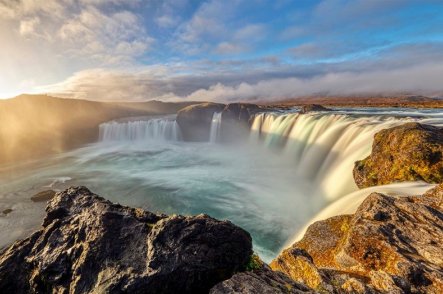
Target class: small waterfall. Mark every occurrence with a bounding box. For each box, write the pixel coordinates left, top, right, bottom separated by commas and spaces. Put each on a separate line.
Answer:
209, 112, 222, 143
99, 118, 182, 142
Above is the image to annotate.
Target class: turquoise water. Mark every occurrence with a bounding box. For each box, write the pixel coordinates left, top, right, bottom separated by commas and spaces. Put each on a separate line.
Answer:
1, 107, 442, 262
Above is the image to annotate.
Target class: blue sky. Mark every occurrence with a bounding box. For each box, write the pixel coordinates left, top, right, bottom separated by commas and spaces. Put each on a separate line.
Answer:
1, 0, 443, 101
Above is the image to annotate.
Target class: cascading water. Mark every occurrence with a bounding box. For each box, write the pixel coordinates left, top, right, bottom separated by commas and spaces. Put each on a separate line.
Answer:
251, 112, 429, 201
2, 109, 443, 263
209, 112, 222, 143
99, 118, 181, 142
250, 110, 443, 254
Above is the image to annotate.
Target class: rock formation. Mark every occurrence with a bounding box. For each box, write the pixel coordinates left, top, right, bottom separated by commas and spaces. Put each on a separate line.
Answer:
0, 186, 252, 294
210, 264, 314, 294
2, 178, 442, 293
176, 102, 264, 142
353, 122, 443, 188
31, 190, 56, 202
299, 104, 331, 114
219, 103, 263, 142
271, 184, 443, 293
176, 102, 226, 141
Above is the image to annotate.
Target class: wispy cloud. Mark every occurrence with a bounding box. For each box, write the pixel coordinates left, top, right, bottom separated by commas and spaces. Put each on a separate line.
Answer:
1, 0, 443, 100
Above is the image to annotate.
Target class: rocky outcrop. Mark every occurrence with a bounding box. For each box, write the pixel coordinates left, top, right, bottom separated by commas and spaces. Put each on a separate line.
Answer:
353, 122, 443, 188
176, 102, 226, 141
299, 104, 331, 114
0, 186, 252, 294
176, 102, 264, 142
210, 264, 314, 294
271, 184, 443, 293
220, 103, 263, 142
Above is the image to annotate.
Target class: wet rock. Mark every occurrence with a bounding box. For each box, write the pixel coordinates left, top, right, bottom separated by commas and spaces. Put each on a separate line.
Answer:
220, 103, 263, 142
210, 264, 314, 294
176, 102, 264, 142
353, 122, 443, 188
0, 186, 252, 293
2, 209, 12, 215
176, 102, 225, 141
30, 190, 56, 202
299, 104, 331, 114
271, 184, 443, 293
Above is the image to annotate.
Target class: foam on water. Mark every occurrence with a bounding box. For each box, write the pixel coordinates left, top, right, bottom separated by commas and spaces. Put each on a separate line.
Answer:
1, 108, 443, 262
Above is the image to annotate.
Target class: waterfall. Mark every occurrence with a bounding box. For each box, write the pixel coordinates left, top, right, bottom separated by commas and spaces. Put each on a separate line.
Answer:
250, 111, 443, 201
99, 118, 181, 142
287, 181, 435, 247
209, 112, 222, 143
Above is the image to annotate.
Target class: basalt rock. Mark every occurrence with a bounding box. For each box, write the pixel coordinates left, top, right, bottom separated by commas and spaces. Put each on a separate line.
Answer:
210, 264, 315, 294
176, 102, 226, 141
176, 102, 264, 142
220, 103, 263, 142
0, 186, 252, 294
271, 184, 443, 293
353, 122, 443, 188
299, 104, 331, 114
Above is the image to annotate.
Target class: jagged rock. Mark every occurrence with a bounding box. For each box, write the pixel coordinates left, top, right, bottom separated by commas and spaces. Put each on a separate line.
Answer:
271, 184, 443, 293
210, 264, 315, 294
31, 190, 56, 202
0, 186, 252, 294
176, 102, 226, 141
353, 122, 443, 188
299, 104, 331, 114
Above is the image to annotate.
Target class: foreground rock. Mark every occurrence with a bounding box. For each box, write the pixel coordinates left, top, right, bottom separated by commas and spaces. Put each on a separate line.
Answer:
211, 264, 314, 294
299, 104, 332, 114
176, 102, 264, 142
271, 184, 443, 293
0, 186, 252, 293
354, 122, 443, 188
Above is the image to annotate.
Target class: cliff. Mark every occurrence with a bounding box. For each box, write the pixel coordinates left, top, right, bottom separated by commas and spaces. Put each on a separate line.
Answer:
0, 95, 195, 166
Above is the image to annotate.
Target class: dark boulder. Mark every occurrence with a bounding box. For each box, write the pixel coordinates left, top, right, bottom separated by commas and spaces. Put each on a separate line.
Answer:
210, 264, 314, 294
299, 104, 331, 114
176, 102, 264, 142
0, 186, 252, 294
30, 190, 56, 202
2, 209, 12, 215
220, 103, 263, 143
176, 102, 225, 141
353, 122, 443, 188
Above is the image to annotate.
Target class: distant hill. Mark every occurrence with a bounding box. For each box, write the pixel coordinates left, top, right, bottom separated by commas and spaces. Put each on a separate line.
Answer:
0, 94, 196, 167
269, 95, 443, 108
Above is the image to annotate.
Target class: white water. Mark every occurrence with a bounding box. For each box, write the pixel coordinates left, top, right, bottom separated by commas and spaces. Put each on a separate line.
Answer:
251, 112, 443, 201
288, 181, 435, 247
209, 112, 222, 143
1, 108, 443, 262
99, 118, 181, 142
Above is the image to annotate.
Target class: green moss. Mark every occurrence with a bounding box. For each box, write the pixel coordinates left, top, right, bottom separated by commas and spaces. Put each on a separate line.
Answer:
245, 253, 263, 271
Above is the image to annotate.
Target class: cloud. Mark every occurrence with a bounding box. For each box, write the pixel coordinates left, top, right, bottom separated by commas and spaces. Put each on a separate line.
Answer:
19, 17, 40, 36
37, 46, 443, 103
1, 0, 153, 65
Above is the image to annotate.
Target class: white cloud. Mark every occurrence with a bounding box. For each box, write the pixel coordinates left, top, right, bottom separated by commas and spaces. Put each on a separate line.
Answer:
19, 17, 40, 36
36, 59, 443, 103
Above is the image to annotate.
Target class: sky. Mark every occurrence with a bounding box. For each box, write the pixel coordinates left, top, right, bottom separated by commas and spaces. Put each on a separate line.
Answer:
1, 0, 443, 102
